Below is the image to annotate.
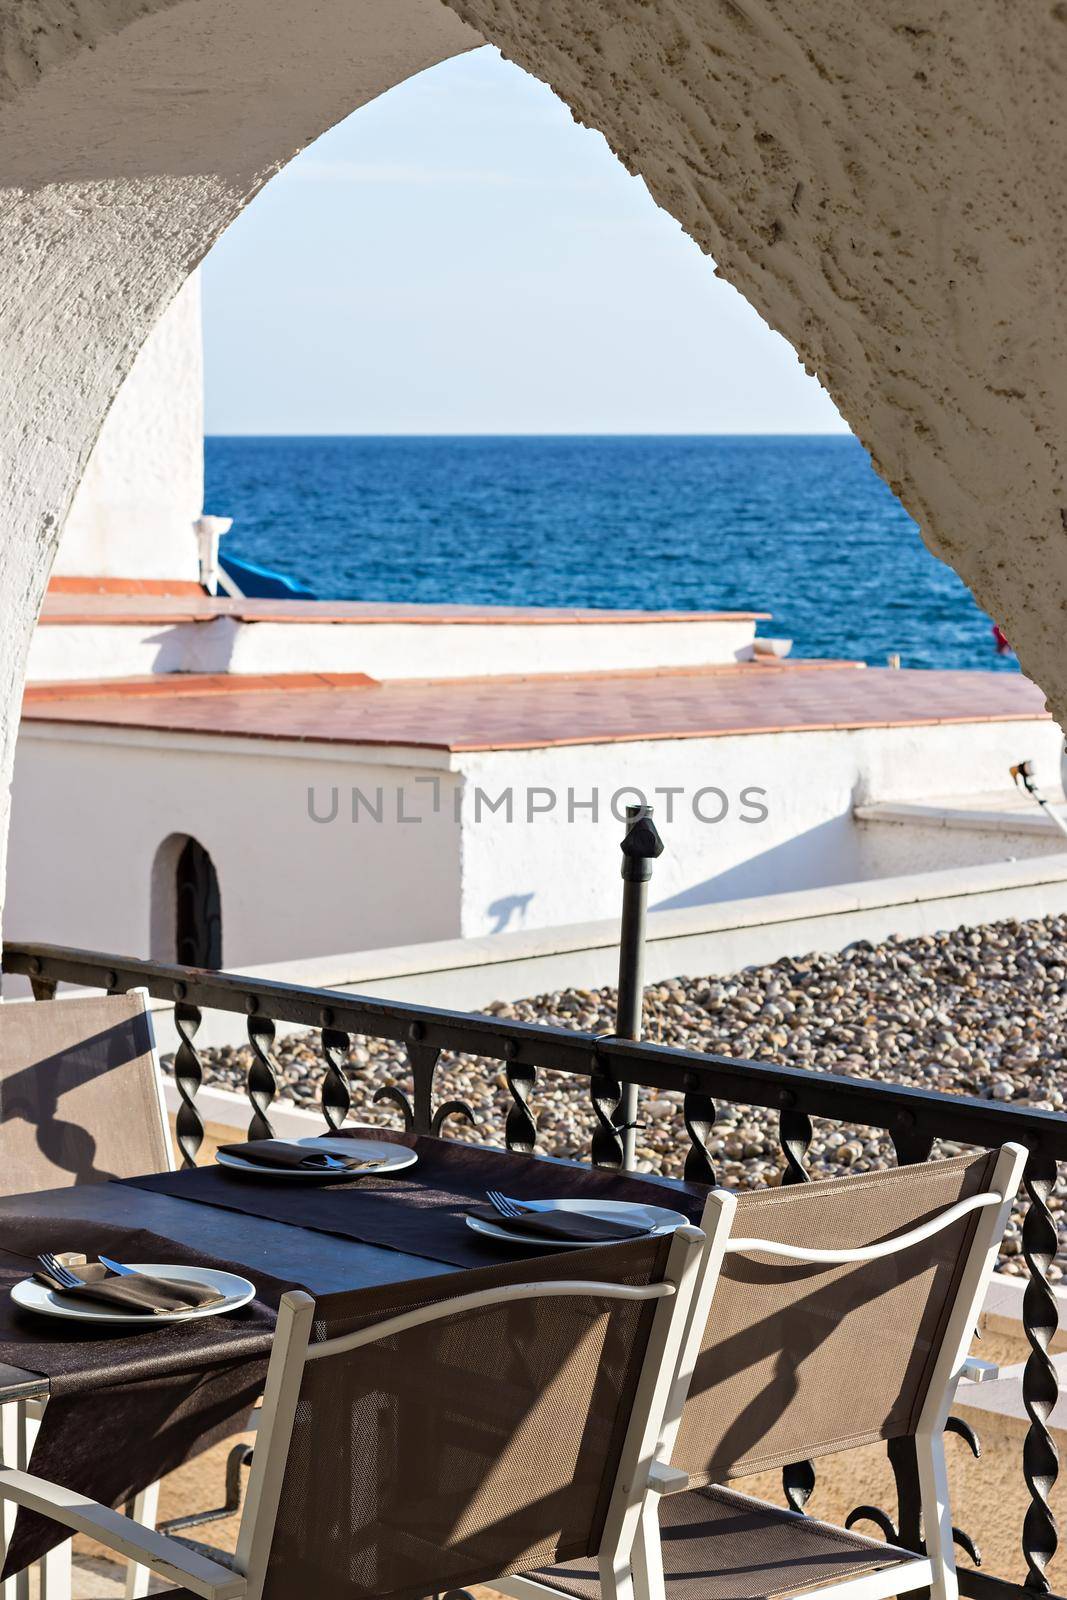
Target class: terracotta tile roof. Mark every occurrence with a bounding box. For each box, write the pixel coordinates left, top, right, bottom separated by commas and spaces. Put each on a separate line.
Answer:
22, 660, 864, 706
20, 666, 1050, 754
37, 594, 770, 627
47, 577, 206, 597
23, 672, 377, 701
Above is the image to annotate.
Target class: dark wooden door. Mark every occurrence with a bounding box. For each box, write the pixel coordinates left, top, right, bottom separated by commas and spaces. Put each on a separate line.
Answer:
175, 837, 222, 968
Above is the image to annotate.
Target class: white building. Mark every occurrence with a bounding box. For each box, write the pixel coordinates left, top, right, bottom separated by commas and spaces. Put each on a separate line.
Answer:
6, 281, 1065, 980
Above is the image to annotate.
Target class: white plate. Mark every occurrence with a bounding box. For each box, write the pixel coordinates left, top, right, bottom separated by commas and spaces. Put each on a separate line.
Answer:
465, 1197, 689, 1250
11, 1264, 256, 1326
214, 1136, 418, 1182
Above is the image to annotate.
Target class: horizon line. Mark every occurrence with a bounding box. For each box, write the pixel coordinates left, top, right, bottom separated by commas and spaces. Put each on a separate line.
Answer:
204, 429, 858, 441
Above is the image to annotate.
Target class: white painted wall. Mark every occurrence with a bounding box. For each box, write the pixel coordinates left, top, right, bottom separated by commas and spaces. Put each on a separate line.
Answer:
6, 713, 1057, 965
453, 717, 1064, 937
220, 616, 759, 676
27, 618, 241, 682
26, 614, 758, 683
54, 276, 205, 583
856, 817, 1067, 878
4, 726, 462, 966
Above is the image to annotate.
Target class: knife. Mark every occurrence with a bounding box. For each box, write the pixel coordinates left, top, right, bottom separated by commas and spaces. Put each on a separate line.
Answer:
98, 1255, 139, 1277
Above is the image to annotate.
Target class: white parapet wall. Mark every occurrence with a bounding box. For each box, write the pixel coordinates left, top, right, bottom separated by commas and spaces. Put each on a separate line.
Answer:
131, 849, 1067, 1055
26, 610, 762, 683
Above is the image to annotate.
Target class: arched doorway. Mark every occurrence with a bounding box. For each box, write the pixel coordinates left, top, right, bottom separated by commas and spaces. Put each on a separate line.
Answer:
152, 834, 223, 968
175, 837, 223, 969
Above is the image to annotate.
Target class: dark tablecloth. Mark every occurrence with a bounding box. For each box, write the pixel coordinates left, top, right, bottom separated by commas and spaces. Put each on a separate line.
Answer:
121, 1132, 708, 1269
2, 1133, 707, 1574
0, 1213, 289, 1574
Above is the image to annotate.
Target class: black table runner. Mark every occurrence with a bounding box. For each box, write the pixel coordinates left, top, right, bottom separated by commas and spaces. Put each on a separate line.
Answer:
0, 1134, 708, 1575
0, 1212, 290, 1574
121, 1132, 709, 1270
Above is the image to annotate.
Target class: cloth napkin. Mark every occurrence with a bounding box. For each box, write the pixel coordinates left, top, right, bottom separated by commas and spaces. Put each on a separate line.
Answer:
33, 1255, 225, 1316
468, 1204, 651, 1244
218, 1139, 371, 1171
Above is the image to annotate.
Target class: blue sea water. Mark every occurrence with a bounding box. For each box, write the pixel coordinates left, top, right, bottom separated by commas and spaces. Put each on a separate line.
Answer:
204, 435, 1013, 673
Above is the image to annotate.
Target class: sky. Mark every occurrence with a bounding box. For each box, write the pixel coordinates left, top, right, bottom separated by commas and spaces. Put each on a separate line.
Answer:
202, 47, 847, 437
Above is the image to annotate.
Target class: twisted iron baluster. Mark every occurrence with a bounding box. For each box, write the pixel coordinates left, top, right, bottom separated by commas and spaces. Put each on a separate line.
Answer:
783, 1459, 816, 1517
320, 1022, 352, 1132
778, 1094, 813, 1188
890, 1116, 935, 1168
504, 1043, 537, 1154
173, 998, 205, 1168
246, 1010, 279, 1142
777, 1092, 814, 1511
1021, 1147, 1060, 1591
590, 1041, 625, 1169
682, 1072, 717, 1184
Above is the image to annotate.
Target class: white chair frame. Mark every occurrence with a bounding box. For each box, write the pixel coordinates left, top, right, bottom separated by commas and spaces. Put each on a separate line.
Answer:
0, 989, 172, 1600
0, 1224, 706, 1600
498, 1140, 1027, 1600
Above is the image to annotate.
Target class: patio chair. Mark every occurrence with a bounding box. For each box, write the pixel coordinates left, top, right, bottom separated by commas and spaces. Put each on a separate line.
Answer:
500, 1141, 1026, 1600
0, 989, 172, 1600
0, 989, 171, 1193
0, 1224, 705, 1600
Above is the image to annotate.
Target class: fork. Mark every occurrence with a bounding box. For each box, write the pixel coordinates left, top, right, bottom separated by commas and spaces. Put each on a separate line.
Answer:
37, 1253, 82, 1290
486, 1190, 530, 1220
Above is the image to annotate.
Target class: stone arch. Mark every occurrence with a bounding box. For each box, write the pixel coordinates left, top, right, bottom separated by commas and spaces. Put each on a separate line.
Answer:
2, 0, 1066, 925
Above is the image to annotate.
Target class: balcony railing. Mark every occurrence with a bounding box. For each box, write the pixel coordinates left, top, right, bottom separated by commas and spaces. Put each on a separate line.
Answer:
3, 935, 1064, 1600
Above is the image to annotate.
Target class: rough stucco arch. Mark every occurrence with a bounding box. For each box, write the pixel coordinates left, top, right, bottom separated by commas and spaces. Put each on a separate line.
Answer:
0, 0, 481, 913
3, 0, 1067, 927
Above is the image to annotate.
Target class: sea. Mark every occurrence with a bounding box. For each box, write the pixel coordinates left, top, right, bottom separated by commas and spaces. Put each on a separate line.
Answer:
204, 435, 1013, 673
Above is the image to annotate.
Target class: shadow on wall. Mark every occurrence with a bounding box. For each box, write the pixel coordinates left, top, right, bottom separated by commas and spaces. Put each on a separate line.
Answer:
145, 616, 240, 675
651, 815, 864, 912
0, 1016, 151, 1187
486, 892, 535, 934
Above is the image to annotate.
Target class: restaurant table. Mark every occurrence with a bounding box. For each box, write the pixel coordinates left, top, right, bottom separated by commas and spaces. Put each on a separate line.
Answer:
0, 1131, 708, 1573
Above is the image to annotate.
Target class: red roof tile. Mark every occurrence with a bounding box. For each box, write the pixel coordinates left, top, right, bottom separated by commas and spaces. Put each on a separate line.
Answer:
20, 666, 1049, 754
47, 577, 206, 597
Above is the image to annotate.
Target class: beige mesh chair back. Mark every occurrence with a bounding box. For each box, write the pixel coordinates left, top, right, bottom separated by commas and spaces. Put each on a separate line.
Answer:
493, 1144, 1025, 1600
0, 1225, 706, 1600
668, 1148, 1017, 1487
0, 991, 171, 1193
251, 1229, 703, 1600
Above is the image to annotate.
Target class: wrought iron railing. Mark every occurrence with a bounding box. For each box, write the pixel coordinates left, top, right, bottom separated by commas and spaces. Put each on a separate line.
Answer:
3, 936, 1064, 1600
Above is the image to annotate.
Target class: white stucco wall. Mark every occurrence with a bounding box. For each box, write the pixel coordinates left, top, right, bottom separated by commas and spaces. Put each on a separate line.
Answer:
0, 0, 481, 937
4, 727, 463, 966
25, 614, 760, 683
55, 274, 204, 582
453, 719, 1064, 937
856, 818, 1067, 880
7, 714, 1057, 964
